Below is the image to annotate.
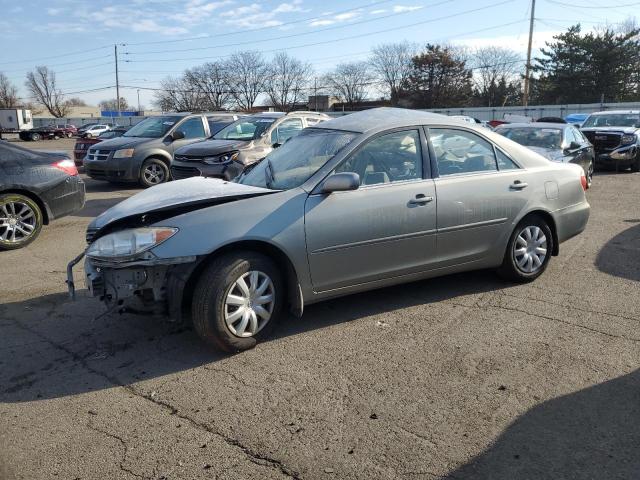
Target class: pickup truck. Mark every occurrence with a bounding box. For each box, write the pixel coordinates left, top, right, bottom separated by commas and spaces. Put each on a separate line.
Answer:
580, 110, 640, 171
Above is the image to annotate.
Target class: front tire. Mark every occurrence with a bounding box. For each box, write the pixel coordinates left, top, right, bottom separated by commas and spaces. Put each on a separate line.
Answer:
497, 215, 554, 282
630, 154, 640, 173
192, 252, 284, 352
0, 194, 43, 250
139, 158, 169, 187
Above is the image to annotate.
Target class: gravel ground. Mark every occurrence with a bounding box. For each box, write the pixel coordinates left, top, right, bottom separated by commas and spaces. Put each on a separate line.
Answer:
1, 138, 639, 480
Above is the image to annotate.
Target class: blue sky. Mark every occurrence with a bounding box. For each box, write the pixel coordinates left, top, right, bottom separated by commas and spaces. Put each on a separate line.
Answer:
0, 0, 636, 109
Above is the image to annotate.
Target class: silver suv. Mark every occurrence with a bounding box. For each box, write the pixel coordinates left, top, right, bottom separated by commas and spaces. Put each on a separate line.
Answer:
171, 111, 330, 181
84, 113, 241, 187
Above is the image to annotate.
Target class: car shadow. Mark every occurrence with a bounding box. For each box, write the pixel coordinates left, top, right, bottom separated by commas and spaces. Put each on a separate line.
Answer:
595, 222, 640, 282
73, 197, 130, 218
444, 369, 640, 479
1, 270, 504, 403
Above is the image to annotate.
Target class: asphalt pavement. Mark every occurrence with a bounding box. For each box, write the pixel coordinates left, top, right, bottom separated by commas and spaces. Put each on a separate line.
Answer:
1, 138, 639, 479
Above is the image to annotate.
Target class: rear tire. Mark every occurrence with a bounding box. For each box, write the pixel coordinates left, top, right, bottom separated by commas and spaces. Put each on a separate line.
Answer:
0, 193, 43, 250
192, 252, 284, 352
30, 132, 41, 141
497, 215, 554, 282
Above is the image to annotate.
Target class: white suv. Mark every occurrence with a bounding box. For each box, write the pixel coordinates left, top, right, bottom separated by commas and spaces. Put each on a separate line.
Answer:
83, 124, 111, 138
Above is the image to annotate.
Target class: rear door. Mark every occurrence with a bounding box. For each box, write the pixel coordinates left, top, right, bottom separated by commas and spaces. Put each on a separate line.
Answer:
305, 128, 437, 292
427, 127, 529, 266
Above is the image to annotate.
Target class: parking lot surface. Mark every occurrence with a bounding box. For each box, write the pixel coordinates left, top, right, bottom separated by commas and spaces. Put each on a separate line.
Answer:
1, 139, 639, 479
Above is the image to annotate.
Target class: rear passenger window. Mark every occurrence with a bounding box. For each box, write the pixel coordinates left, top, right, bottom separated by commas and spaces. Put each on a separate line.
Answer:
429, 128, 497, 176
496, 148, 520, 170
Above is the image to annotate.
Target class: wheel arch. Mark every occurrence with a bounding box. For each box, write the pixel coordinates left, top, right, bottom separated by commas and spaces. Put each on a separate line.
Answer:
517, 209, 559, 256
180, 239, 304, 321
0, 189, 51, 224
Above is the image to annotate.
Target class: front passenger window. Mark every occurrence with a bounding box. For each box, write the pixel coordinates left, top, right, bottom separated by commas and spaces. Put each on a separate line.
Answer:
430, 128, 497, 176
336, 130, 422, 186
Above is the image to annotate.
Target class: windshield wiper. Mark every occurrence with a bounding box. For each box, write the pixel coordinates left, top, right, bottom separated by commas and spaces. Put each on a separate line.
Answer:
265, 158, 276, 189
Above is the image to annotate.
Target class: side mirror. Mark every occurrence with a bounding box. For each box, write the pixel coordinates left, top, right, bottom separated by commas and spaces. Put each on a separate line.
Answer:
171, 130, 185, 141
272, 142, 281, 149
321, 172, 360, 193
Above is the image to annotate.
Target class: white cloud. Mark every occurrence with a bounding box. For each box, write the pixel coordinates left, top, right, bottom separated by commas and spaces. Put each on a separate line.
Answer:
452, 30, 561, 53
47, 8, 62, 16
370, 9, 387, 14
218, 2, 302, 28
393, 5, 424, 13
274, 0, 304, 13
174, 0, 233, 25
309, 9, 362, 27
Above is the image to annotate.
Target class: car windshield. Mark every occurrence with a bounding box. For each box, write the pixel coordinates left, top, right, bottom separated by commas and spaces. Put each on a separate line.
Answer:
214, 117, 277, 141
236, 129, 357, 190
123, 116, 182, 138
582, 114, 640, 128
497, 127, 563, 149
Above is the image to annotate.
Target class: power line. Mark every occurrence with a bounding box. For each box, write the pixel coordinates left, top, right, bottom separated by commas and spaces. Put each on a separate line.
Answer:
1, 55, 113, 74
124, 0, 518, 65
124, 0, 454, 57
121, 0, 396, 47
0, 45, 112, 66
545, 0, 640, 8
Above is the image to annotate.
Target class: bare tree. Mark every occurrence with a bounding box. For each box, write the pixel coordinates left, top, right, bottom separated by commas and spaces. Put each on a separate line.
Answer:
65, 97, 87, 107
370, 42, 416, 105
0, 73, 19, 108
24, 66, 69, 117
471, 46, 523, 106
263, 53, 312, 112
184, 62, 232, 111
225, 51, 268, 111
324, 61, 373, 109
154, 76, 204, 112
99, 97, 129, 111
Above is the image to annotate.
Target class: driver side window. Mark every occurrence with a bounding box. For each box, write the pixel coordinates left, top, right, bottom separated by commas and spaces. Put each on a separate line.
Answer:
335, 130, 423, 186
429, 128, 497, 176
176, 118, 205, 139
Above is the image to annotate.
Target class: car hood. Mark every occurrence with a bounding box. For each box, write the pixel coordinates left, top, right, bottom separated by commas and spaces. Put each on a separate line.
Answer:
90, 177, 274, 232
581, 126, 638, 135
527, 146, 565, 162
90, 136, 155, 150
175, 139, 250, 157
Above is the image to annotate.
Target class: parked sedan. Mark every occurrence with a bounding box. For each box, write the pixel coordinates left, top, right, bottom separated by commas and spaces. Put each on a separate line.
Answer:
69, 108, 590, 352
1, 141, 85, 250
495, 122, 595, 188
81, 124, 111, 138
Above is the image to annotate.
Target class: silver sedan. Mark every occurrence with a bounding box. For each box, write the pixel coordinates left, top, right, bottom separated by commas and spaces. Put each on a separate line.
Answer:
69, 108, 590, 352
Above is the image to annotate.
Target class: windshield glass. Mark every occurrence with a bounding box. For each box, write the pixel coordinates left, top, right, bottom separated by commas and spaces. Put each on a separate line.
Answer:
236, 129, 357, 190
123, 116, 182, 138
214, 116, 277, 141
582, 114, 640, 128
497, 127, 563, 149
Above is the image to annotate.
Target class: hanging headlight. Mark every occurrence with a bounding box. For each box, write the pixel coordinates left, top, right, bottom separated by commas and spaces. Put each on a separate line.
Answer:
86, 227, 177, 260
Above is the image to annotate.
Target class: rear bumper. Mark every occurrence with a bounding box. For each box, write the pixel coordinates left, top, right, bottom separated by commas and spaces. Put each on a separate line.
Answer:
42, 175, 86, 220
171, 159, 244, 181
554, 200, 590, 245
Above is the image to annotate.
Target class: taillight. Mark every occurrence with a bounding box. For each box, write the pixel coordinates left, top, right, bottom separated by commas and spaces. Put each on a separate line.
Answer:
54, 159, 78, 176
580, 173, 588, 191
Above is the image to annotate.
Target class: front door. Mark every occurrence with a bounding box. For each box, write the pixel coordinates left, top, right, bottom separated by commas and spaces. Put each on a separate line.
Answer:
169, 117, 208, 153
305, 129, 437, 292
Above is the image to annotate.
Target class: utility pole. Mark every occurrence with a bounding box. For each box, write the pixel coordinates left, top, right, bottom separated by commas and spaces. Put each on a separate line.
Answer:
522, 0, 536, 107
137, 89, 141, 113
314, 77, 318, 111
114, 44, 121, 117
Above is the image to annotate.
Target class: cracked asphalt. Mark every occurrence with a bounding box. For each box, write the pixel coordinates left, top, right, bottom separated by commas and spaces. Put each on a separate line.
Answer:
1, 138, 639, 480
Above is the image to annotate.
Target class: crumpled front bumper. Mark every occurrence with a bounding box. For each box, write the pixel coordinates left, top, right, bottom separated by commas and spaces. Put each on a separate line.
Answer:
67, 252, 199, 321
595, 144, 638, 166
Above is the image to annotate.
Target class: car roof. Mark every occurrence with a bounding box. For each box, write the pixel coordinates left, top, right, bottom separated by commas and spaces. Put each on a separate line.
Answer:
497, 122, 567, 129
314, 107, 454, 134
589, 110, 640, 115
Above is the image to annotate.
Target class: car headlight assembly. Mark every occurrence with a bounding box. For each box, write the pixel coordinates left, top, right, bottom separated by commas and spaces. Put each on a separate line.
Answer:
113, 148, 135, 158
621, 134, 636, 145
203, 152, 239, 165
86, 227, 178, 260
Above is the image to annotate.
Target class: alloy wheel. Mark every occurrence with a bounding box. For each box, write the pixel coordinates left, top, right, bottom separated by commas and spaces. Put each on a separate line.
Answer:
513, 225, 547, 274
0, 201, 37, 244
143, 164, 166, 185
224, 270, 275, 338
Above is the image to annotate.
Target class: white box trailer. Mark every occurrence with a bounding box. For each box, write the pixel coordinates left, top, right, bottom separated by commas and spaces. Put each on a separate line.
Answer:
0, 109, 33, 132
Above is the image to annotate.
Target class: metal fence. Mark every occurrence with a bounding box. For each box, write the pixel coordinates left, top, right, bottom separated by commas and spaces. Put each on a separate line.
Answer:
32, 101, 640, 127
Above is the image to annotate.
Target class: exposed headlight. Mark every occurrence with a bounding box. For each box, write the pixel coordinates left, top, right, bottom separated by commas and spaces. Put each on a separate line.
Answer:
621, 134, 636, 145
203, 151, 239, 165
113, 148, 135, 158
87, 227, 177, 259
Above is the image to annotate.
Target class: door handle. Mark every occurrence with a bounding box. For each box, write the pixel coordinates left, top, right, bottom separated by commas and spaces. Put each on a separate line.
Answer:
409, 194, 434, 205
510, 180, 528, 190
